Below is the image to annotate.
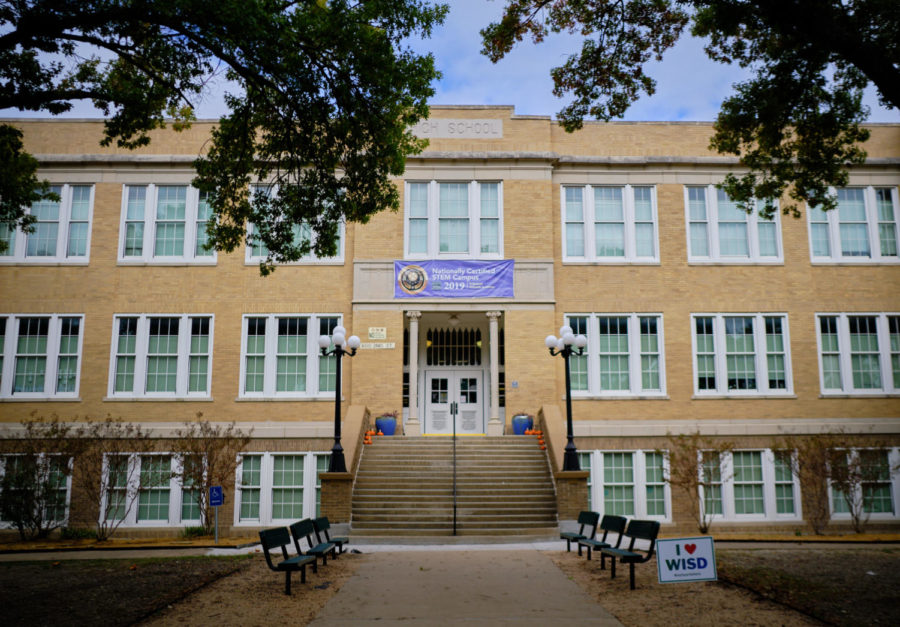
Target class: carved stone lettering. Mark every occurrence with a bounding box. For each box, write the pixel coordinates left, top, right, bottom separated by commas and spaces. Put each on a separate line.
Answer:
412, 119, 503, 139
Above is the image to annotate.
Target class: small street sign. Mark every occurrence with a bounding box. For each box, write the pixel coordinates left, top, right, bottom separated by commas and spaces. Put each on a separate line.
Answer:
209, 485, 224, 508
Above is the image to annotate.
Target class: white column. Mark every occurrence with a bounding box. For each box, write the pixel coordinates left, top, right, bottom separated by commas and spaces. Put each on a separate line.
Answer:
486, 311, 503, 436
405, 311, 422, 436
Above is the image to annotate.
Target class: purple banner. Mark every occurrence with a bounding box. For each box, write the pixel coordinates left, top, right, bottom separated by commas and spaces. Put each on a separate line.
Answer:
394, 260, 515, 298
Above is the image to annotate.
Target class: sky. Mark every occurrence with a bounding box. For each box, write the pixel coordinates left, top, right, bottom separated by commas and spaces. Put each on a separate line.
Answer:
3, 0, 897, 123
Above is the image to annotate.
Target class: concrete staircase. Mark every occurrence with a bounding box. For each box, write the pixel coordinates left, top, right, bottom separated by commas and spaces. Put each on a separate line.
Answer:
350, 437, 558, 538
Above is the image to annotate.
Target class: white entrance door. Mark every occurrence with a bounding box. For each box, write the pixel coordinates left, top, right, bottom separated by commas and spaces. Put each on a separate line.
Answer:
424, 370, 484, 435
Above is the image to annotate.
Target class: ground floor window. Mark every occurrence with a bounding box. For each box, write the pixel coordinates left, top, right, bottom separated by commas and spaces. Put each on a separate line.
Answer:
0, 454, 71, 527
101, 453, 201, 526
580, 450, 670, 520
235, 452, 330, 525
701, 449, 802, 522
831, 448, 899, 518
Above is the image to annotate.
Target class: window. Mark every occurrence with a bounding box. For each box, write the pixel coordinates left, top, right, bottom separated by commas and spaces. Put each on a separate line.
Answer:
101, 454, 201, 526
691, 313, 792, 395
831, 449, 898, 518
245, 185, 344, 264
0, 454, 71, 526
235, 452, 331, 525
405, 181, 503, 258
0, 314, 84, 398
240, 314, 340, 398
562, 185, 658, 262
685, 186, 782, 262
816, 313, 899, 395
118, 185, 215, 263
564, 313, 665, 397
580, 450, 670, 520
1, 185, 93, 263
809, 187, 899, 262
108, 314, 213, 398
702, 450, 801, 521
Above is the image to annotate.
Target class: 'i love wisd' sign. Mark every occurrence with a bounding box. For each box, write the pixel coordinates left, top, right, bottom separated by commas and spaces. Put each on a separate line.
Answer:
657, 536, 718, 583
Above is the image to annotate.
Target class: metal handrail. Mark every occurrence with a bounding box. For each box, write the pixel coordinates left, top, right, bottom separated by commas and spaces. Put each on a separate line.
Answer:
452, 401, 458, 536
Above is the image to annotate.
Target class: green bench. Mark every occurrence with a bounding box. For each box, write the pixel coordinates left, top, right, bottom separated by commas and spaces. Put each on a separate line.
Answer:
314, 516, 349, 556
600, 519, 661, 590
290, 518, 336, 571
560, 510, 600, 552
577, 514, 627, 563
258, 527, 316, 595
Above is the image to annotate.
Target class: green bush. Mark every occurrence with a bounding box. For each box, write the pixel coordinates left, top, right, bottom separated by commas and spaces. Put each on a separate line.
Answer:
181, 526, 208, 539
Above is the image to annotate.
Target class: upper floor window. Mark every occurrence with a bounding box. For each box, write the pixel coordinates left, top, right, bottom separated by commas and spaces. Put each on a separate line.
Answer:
108, 314, 213, 398
118, 185, 215, 264
1, 185, 93, 264
405, 181, 502, 259
809, 187, 899, 263
562, 185, 658, 263
0, 314, 83, 399
564, 313, 665, 397
816, 313, 899, 395
691, 313, 793, 396
239, 314, 341, 398
685, 186, 782, 263
245, 185, 344, 265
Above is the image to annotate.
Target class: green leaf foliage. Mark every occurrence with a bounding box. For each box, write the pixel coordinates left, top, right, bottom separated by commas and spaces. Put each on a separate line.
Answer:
0, 0, 448, 271
482, 1, 899, 216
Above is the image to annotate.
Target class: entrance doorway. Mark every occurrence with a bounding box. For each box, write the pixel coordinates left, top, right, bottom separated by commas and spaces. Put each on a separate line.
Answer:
424, 369, 484, 435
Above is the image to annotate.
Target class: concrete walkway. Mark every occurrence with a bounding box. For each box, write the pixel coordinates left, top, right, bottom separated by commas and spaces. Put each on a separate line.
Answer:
309, 549, 623, 626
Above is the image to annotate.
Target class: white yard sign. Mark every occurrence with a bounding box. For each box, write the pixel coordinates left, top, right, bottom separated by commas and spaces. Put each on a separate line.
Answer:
657, 536, 718, 583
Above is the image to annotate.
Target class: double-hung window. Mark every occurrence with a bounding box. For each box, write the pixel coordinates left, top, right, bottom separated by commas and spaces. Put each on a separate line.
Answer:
580, 450, 670, 520
108, 314, 213, 398
809, 187, 899, 263
691, 313, 793, 396
816, 313, 899, 395
701, 450, 802, 521
240, 314, 340, 398
405, 181, 503, 258
1, 184, 93, 263
562, 185, 658, 262
245, 185, 344, 264
0, 314, 84, 399
0, 454, 71, 526
235, 452, 331, 525
830, 448, 899, 518
118, 185, 215, 263
685, 186, 782, 262
564, 313, 665, 397
101, 453, 202, 526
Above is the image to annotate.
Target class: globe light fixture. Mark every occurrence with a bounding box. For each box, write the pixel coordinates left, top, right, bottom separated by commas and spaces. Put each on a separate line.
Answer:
319, 326, 361, 473
546, 325, 588, 471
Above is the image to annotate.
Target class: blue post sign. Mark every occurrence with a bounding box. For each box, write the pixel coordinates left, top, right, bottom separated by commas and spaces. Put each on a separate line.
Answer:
209, 486, 224, 544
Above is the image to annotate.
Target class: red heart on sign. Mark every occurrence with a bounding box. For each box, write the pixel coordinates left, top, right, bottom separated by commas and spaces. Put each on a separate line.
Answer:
684, 543, 697, 554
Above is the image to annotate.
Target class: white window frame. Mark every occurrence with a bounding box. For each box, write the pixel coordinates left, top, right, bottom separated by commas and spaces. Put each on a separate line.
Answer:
701, 450, 803, 523
233, 452, 331, 526
403, 180, 504, 259
829, 448, 900, 520
99, 453, 204, 527
564, 313, 666, 398
1, 184, 94, 264
0, 314, 84, 399
239, 313, 342, 399
580, 450, 671, 522
808, 186, 900, 264
561, 184, 659, 263
244, 184, 344, 265
117, 184, 216, 264
815, 312, 899, 396
106, 314, 214, 399
0, 453, 73, 527
691, 313, 793, 397
684, 185, 783, 264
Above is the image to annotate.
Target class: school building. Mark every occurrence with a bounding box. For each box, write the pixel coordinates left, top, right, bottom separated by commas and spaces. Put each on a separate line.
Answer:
1, 106, 899, 537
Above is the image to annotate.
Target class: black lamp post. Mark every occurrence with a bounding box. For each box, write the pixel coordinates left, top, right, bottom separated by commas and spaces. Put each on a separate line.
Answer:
318, 325, 360, 473
545, 325, 588, 471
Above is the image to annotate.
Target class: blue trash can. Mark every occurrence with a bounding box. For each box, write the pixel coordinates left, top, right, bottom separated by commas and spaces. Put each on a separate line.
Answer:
511, 414, 533, 435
